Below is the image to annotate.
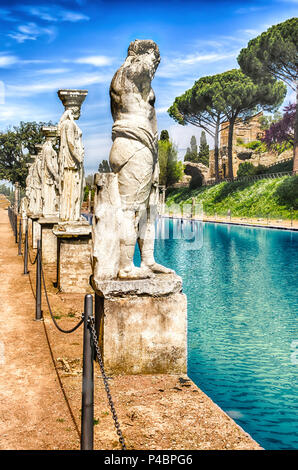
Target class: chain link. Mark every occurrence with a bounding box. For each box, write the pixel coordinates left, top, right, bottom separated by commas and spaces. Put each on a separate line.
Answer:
28, 245, 38, 265
88, 317, 127, 451
40, 259, 84, 334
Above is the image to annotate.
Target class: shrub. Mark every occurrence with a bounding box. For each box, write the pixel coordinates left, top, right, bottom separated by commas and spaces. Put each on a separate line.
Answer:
275, 175, 298, 209
244, 140, 262, 150
237, 162, 256, 177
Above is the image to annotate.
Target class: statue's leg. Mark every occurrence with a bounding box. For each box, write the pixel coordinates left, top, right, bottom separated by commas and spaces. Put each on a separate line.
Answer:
138, 188, 173, 275
118, 208, 150, 279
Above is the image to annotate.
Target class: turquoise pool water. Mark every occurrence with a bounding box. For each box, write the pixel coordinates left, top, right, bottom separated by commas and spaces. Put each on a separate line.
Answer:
136, 219, 298, 450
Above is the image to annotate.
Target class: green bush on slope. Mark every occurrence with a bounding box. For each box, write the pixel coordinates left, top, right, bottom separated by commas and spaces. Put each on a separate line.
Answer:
166, 175, 298, 219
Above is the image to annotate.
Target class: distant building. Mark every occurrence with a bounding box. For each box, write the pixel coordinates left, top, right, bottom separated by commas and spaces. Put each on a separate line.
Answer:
209, 111, 265, 178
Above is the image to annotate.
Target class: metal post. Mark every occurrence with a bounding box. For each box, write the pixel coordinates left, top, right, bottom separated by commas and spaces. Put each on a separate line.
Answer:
35, 240, 42, 321
18, 219, 22, 255
81, 294, 94, 450
14, 213, 18, 243
24, 222, 28, 275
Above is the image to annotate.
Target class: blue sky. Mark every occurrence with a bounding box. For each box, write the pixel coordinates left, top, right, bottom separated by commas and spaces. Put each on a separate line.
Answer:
0, 0, 297, 174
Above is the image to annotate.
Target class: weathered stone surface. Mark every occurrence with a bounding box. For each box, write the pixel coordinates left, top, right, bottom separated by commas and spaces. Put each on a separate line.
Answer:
31, 217, 41, 249
91, 40, 188, 376
56, 235, 92, 293
39, 217, 59, 264
53, 220, 91, 237
184, 161, 210, 186
92, 172, 122, 280
53, 219, 92, 292
41, 126, 59, 218
57, 89, 87, 222
96, 292, 187, 375
92, 272, 182, 298
100, 39, 172, 280
29, 146, 43, 216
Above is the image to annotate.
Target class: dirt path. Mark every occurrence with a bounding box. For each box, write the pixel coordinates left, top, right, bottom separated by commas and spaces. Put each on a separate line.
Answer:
0, 208, 80, 450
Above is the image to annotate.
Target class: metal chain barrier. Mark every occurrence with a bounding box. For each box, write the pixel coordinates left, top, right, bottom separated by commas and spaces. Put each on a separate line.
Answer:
40, 256, 84, 334
88, 316, 127, 451
8, 211, 127, 450
28, 246, 38, 265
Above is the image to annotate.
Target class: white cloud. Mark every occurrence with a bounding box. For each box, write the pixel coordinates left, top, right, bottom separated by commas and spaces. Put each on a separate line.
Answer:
156, 107, 169, 114
235, 6, 266, 14
157, 52, 237, 79
74, 56, 113, 67
60, 11, 89, 22
0, 55, 18, 67
238, 29, 260, 36
8, 22, 57, 43
0, 81, 5, 105
0, 102, 52, 123
37, 68, 71, 75
17, 5, 90, 23
178, 53, 235, 66
6, 73, 110, 97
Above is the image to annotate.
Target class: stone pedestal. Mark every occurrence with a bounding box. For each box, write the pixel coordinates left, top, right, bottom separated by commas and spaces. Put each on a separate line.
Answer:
39, 217, 60, 264
53, 221, 92, 293
91, 273, 187, 375
21, 215, 28, 236
29, 215, 41, 248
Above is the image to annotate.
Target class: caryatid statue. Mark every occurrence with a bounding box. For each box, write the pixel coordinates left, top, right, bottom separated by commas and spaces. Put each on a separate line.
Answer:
26, 161, 34, 214
109, 39, 172, 279
28, 145, 43, 216
41, 126, 59, 217
57, 89, 87, 222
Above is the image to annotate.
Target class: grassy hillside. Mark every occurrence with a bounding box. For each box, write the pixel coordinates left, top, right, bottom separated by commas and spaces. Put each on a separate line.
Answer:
166, 175, 298, 220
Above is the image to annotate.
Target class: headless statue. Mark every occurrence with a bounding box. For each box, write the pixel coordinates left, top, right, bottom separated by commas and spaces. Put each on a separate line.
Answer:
109, 39, 172, 279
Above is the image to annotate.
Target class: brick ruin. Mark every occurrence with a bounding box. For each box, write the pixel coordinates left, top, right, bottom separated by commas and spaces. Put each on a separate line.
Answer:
209, 111, 265, 178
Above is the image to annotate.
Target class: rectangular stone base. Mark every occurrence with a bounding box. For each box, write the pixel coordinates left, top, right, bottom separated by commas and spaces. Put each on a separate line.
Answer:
53, 223, 92, 293
94, 291, 187, 375
39, 218, 59, 264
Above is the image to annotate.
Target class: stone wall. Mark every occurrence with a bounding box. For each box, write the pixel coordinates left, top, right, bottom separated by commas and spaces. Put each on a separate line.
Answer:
220, 111, 264, 148
208, 112, 292, 178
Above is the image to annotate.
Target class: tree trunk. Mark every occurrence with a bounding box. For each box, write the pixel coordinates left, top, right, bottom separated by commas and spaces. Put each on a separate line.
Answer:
214, 119, 220, 181
293, 84, 298, 175
227, 117, 235, 179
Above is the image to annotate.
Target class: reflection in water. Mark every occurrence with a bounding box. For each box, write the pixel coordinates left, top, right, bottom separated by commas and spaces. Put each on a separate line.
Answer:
136, 218, 298, 450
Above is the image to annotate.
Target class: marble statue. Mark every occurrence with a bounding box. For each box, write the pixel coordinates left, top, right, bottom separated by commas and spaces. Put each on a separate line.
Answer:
105, 39, 172, 279
26, 161, 34, 214
20, 196, 28, 233
27, 147, 43, 216
57, 89, 87, 222
41, 126, 59, 217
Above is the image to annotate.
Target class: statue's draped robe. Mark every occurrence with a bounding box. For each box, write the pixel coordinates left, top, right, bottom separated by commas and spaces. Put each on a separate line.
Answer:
42, 141, 59, 217
58, 112, 84, 221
